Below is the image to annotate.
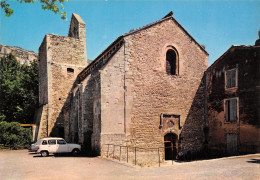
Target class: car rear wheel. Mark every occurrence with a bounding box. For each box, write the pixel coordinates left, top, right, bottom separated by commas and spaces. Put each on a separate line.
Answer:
72, 149, 80, 156
41, 151, 49, 157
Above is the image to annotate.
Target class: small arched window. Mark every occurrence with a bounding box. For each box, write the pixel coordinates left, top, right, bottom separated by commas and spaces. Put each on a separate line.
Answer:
166, 48, 178, 75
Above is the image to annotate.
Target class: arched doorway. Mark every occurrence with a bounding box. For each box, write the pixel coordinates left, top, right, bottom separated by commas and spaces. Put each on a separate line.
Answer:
164, 133, 178, 160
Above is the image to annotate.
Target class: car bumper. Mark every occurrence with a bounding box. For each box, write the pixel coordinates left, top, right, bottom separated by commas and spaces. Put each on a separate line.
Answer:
28, 149, 37, 152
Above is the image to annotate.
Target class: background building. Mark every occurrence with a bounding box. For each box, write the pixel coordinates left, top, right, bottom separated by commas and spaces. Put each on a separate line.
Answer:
206, 34, 260, 155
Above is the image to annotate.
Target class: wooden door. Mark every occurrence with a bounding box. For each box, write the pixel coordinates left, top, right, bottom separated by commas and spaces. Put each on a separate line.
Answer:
164, 133, 178, 160
227, 133, 238, 155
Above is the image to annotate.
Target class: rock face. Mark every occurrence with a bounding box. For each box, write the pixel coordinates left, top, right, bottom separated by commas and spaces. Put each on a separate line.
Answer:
0, 43, 38, 64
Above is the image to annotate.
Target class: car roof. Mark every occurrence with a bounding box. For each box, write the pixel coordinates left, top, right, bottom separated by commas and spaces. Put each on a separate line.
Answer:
41, 137, 64, 140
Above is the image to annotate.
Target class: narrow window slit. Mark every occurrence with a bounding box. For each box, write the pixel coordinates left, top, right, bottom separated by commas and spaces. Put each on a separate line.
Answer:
67, 68, 74, 73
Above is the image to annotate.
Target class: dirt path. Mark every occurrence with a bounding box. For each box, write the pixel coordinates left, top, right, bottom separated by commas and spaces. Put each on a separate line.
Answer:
0, 150, 259, 180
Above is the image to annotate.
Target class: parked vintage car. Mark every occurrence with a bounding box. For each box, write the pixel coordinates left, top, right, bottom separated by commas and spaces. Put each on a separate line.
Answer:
29, 138, 42, 152
36, 137, 81, 157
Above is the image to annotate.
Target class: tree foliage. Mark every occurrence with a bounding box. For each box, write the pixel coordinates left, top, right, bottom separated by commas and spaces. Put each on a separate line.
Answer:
0, 121, 32, 149
0, 54, 39, 124
1, 0, 68, 19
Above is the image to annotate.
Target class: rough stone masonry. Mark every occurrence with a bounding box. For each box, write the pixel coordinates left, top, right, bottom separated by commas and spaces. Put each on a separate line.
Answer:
36, 12, 209, 164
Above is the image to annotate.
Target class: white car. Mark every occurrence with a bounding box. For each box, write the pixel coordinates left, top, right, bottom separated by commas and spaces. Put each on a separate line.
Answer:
29, 138, 42, 152
36, 137, 81, 157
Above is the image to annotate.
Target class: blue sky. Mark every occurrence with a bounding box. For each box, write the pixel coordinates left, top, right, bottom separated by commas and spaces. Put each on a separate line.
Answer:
0, 0, 259, 65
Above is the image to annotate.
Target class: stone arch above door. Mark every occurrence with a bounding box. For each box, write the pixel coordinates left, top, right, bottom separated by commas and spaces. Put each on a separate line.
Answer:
159, 113, 181, 135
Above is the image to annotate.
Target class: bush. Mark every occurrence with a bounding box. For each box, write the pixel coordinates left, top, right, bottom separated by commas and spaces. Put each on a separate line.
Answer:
0, 121, 32, 149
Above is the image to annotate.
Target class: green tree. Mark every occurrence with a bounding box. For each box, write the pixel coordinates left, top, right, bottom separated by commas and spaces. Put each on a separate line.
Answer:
1, 0, 68, 19
0, 54, 39, 124
0, 121, 32, 149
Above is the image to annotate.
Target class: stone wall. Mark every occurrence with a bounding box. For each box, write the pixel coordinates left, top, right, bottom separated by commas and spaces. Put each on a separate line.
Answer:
39, 37, 48, 105
37, 14, 87, 139
64, 69, 100, 153
85, 17, 209, 162
36, 105, 48, 138
81, 74, 96, 152
99, 46, 126, 155
66, 45, 126, 155
48, 34, 86, 137
206, 46, 260, 154
114, 18, 208, 163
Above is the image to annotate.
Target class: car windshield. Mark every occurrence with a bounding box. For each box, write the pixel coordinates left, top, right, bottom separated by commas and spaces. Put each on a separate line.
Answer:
35, 139, 42, 145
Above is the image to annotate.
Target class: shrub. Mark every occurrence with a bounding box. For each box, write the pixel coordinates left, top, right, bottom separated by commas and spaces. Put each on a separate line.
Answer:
0, 121, 32, 149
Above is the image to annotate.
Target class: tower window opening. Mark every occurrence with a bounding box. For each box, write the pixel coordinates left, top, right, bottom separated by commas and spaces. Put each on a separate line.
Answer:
67, 68, 74, 73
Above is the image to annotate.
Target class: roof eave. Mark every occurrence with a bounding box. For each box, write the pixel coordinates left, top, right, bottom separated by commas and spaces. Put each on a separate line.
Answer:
170, 17, 209, 55
123, 16, 208, 55
77, 36, 125, 82
207, 45, 234, 70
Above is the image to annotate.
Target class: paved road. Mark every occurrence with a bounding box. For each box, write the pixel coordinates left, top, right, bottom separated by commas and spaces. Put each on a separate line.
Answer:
0, 150, 259, 180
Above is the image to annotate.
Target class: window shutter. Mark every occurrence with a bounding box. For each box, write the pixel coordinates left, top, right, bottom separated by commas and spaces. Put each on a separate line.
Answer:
226, 69, 237, 88
226, 100, 230, 121
230, 99, 237, 121
226, 71, 231, 88
231, 70, 236, 87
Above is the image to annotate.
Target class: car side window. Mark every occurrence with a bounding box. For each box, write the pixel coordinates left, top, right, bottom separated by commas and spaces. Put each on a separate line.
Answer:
57, 140, 67, 145
48, 140, 56, 145
42, 140, 47, 145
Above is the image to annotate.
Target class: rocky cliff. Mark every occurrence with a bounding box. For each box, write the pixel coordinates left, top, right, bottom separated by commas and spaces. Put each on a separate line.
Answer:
0, 43, 38, 65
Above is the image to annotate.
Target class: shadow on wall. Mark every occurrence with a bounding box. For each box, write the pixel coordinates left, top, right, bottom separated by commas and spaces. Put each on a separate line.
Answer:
48, 81, 77, 140
49, 69, 101, 156
48, 77, 82, 148
47, 41, 121, 156
177, 74, 207, 160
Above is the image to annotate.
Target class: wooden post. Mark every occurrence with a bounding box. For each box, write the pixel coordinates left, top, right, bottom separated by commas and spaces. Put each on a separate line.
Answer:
127, 146, 128, 163
120, 146, 121, 161
107, 144, 109, 158
113, 145, 115, 160
158, 148, 160, 167
135, 147, 136, 165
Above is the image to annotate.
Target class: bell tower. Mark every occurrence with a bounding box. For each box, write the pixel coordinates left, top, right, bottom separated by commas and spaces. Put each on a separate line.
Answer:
37, 14, 87, 139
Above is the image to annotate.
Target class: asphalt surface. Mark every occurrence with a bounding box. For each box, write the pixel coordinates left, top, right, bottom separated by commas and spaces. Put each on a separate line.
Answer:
0, 150, 259, 180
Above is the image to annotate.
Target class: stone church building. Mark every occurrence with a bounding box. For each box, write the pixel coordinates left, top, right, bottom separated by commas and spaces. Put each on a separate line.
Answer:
36, 12, 209, 163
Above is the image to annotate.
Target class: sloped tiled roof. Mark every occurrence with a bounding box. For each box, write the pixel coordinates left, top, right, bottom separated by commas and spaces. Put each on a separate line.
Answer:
208, 45, 259, 70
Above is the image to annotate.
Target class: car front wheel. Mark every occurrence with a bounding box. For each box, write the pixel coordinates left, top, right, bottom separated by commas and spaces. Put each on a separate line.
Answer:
41, 151, 49, 157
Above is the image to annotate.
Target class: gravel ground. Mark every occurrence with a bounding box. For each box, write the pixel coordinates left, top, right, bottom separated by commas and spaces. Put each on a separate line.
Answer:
0, 150, 259, 180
